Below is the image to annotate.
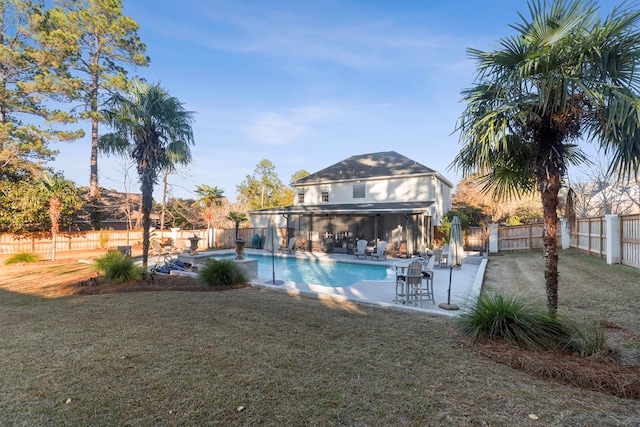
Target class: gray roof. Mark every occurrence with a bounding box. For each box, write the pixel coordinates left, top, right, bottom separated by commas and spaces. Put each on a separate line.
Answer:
249, 201, 434, 216
295, 151, 436, 185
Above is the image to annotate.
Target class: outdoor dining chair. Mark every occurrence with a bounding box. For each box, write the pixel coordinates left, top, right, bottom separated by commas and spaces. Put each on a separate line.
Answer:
394, 259, 423, 305
415, 256, 436, 305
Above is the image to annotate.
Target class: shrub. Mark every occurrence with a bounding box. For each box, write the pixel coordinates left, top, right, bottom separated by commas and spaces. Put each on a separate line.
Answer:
199, 259, 248, 286
563, 320, 611, 358
4, 252, 41, 265
457, 291, 574, 352
93, 250, 142, 284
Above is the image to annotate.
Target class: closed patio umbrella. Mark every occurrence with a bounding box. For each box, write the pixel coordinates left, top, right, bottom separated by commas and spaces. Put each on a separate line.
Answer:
263, 219, 283, 285
440, 215, 463, 310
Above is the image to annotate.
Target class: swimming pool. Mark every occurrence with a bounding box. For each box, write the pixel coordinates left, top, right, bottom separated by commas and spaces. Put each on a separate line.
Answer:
214, 253, 394, 287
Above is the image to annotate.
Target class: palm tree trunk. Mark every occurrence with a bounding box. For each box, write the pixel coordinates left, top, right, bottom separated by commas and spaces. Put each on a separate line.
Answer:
161, 170, 168, 230
140, 174, 154, 270
539, 172, 562, 314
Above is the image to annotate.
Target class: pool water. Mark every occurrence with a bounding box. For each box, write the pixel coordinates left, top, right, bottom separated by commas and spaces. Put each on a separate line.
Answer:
214, 253, 393, 287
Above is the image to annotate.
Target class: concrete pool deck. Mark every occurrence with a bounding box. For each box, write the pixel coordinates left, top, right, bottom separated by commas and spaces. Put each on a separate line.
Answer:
175, 249, 487, 317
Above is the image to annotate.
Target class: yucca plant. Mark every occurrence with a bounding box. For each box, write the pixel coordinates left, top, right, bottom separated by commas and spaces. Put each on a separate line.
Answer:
198, 259, 248, 287
4, 252, 41, 265
457, 291, 574, 352
93, 250, 142, 284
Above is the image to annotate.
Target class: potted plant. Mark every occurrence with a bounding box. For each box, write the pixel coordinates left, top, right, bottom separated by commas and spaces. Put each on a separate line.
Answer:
228, 211, 248, 259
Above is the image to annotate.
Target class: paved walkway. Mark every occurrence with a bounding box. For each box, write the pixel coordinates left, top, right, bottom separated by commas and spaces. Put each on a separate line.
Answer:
176, 249, 487, 317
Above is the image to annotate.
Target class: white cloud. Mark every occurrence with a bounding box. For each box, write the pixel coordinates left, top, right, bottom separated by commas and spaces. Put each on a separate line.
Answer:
246, 104, 340, 145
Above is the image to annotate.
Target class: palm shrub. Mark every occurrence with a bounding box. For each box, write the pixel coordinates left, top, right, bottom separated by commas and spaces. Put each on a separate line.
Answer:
457, 291, 574, 352
4, 252, 41, 265
199, 259, 248, 287
93, 250, 142, 284
458, 291, 610, 356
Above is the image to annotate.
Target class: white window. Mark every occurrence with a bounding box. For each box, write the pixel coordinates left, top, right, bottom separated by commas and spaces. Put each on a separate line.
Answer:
321, 190, 329, 202
297, 190, 304, 203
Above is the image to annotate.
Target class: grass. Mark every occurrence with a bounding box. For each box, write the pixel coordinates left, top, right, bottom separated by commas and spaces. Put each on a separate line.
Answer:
3, 252, 41, 265
0, 250, 639, 425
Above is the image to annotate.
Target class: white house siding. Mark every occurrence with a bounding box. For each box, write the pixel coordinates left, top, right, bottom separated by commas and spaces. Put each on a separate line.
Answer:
295, 175, 450, 206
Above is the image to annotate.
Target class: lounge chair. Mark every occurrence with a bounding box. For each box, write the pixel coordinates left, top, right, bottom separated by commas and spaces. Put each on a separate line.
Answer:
370, 240, 387, 261
354, 239, 368, 259
150, 240, 178, 268
280, 237, 296, 254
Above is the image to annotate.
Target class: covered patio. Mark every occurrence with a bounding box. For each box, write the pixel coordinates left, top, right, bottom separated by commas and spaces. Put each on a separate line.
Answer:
250, 201, 436, 257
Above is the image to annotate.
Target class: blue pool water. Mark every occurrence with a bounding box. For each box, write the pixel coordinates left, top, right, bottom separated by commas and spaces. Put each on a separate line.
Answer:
214, 253, 393, 287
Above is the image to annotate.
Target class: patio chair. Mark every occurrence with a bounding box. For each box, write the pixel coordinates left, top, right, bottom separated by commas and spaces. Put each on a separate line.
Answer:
370, 240, 387, 261
395, 241, 408, 258
415, 256, 435, 305
280, 237, 296, 254
150, 239, 177, 269
433, 247, 448, 268
354, 239, 368, 259
395, 260, 422, 305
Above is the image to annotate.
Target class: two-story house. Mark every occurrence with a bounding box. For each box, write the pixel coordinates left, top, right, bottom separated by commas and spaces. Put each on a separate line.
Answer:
249, 151, 453, 255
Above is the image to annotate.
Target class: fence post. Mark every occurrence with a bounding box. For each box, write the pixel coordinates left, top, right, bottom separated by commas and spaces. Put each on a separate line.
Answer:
488, 223, 499, 253
560, 218, 571, 249
605, 215, 621, 265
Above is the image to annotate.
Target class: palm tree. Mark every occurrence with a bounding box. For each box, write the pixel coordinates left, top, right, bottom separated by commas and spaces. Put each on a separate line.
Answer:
100, 80, 194, 269
193, 184, 225, 229
227, 211, 248, 241
37, 174, 78, 261
452, 0, 640, 313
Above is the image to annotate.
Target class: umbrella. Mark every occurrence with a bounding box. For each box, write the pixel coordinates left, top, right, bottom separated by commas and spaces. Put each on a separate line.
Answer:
263, 220, 283, 285
440, 215, 463, 310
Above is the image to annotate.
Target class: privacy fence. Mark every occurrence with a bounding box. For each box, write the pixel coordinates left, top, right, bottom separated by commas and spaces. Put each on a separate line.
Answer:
482, 214, 640, 269
0, 227, 282, 256
3, 215, 640, 270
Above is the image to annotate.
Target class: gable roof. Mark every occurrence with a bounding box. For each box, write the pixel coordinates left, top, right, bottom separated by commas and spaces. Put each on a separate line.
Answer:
294, 151, 437, 185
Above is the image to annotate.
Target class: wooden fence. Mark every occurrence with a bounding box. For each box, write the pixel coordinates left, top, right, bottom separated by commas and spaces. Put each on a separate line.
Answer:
497, 223, 561, 251
570, 217, 605, 259
621, 214, 640, 269
0, 227, 284, 256
465, 227, 486, 251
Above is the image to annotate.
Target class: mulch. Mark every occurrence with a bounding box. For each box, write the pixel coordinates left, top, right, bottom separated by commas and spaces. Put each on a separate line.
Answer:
57, 273, 251, 296
473, 340, 640, 400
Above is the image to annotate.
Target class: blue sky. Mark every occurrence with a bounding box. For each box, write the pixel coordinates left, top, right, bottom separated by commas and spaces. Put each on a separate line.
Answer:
50, 0, 617, 201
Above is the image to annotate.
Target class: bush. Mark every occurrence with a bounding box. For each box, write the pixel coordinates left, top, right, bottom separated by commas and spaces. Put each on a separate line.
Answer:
457, 291, 610, 356
4, 252, 41, 265
564, 320, 611, 358
199, 259, 248, 286
457, 291, 574, 351
93, 250, 142, 284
